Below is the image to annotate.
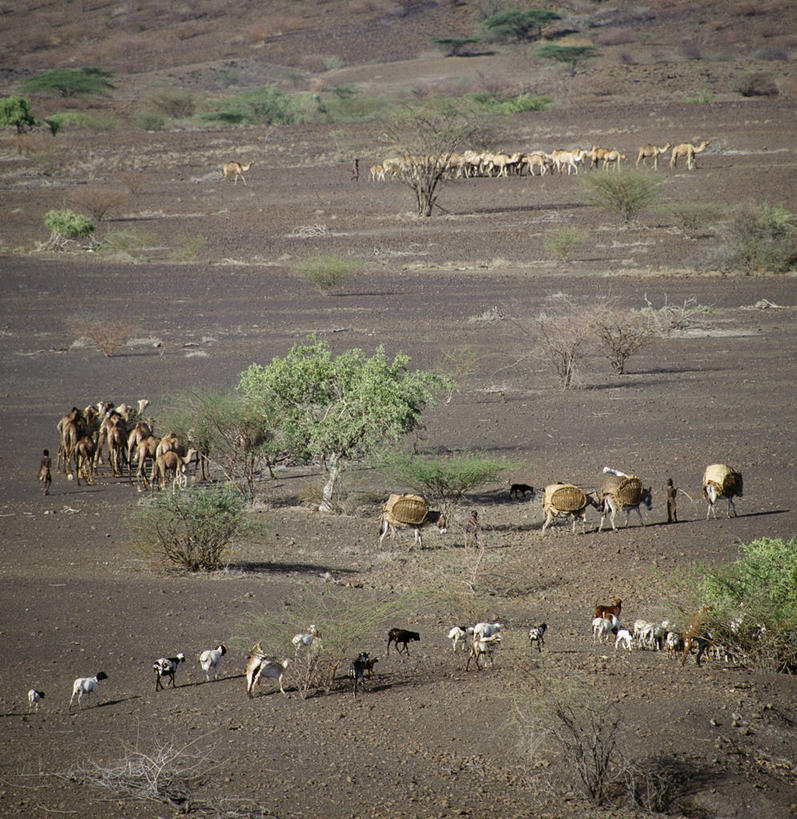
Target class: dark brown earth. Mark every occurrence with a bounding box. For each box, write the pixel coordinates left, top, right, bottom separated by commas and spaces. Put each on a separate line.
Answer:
1, 2, 796, 817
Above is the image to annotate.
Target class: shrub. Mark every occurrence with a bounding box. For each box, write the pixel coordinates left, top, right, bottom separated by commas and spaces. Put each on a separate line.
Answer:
44, 208, 95, 248
734, 71, 778, 97
99, 229, 154, 259
118, 170, 147, 194
468, 91, 552, 114
127, 484, 249, 571
0, 95, 36, 133
581, 169, 661, 224
535, 293, 594, 389
171, 234, 207, 262
720, 202, 796, 274
148, 89, 195, 118
21, 67, 115, 97
200, 85, 302, 126
69, 186, 128, 221
536, 43, 600, 76
376, 451, 516, 511
44, 111, 119, 131
659, 201, 725, 238
692, 537, 797, 672
431, 36, 481, 57
589, 304, 659, 375
295, 252, 363, 293
544, 227, 585, 262
133, 112, 166, 131
67, 315, 139, 356
684, 87, 715, 104
482, 9, 561, 42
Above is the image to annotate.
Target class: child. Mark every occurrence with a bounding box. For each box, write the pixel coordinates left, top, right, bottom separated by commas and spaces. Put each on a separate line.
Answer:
666, 477, 678, 523
39, 449, 52, 495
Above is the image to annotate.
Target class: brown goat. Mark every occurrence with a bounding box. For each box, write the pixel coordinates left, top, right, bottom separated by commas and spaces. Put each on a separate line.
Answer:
594, 598, 622, 620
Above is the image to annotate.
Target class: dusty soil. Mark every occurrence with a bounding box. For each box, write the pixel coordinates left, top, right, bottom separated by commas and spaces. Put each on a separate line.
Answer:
0, 1, 796, 817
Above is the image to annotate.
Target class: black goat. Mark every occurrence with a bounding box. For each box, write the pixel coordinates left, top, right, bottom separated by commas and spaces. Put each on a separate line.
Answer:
386, 628, 420, 656
509, 483, 535, 500
349, 652, 378, 696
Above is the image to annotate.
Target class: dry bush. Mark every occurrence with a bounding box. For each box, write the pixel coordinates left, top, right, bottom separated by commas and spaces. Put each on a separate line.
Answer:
67, 315, 139, 356
12, 133, 54, 157
535, 294, 595, 389
735, 71, 779, 97
118, 170, 147, 194
69, 186, 129, 221
148, 89, 195, 118
589, 303, 659, 375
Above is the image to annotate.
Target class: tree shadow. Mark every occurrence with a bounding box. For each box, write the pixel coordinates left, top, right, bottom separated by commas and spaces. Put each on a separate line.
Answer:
225, 560, 357, 576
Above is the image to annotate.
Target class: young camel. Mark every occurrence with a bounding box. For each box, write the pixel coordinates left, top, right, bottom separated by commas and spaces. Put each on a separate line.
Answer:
636, 143, 671, 170
602, 150, 627, 171
587, 146, 611, 169
670, 140, 710, 170
221, 161, 254, 185
150, 448, 197, 492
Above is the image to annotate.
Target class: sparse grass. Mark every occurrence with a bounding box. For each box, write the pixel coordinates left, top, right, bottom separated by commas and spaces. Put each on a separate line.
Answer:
658, 201, 726, 238
295, 252, 364, 293
171, 234, 208, 262
544, 227, 585, 262
684, 87, 715, 104
148, 89, 196, 118
69, 185, 128, 222
45, 110, 119, 131
133, 112, 166, 131
99, 229, 155, 259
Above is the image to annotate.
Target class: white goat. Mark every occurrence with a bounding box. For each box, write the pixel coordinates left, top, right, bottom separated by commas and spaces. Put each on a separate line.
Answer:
70, 672, 107, 708
199, 644, 227, 682
292, 625, 321, 652
28, 689, 45, 711
665, 631, 683, 658
614, 628, 633, 651
447, 625, 474, 652
592, 617, 614, 644
473, 621, 502, 642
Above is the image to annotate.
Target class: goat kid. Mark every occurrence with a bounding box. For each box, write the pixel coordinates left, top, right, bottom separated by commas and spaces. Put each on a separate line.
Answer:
466, 634, 502, 670
28, 689, 45, 711
447, 625, 474, 652
386, 628, 420, 656
348, 652, 378, 696
528, 623, 547, 652
70, 672, 108, 708
154, 653, 185, 690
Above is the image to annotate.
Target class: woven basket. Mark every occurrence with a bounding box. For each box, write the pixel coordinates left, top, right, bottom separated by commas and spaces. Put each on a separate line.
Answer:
543, 483, 587, 514
383, 493, 429, 526
703, 464, 743, 497
615, 477, 643, 507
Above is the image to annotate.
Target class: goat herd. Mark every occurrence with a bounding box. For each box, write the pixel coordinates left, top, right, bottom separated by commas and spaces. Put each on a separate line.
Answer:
28, 600, 721, 714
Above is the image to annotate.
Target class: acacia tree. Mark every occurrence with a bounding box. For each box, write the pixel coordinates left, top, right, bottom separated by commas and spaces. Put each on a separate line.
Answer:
239, 339, 448, 511
382, 108, 479, 217
536, 43, 600, 76
482, 9, 561, 42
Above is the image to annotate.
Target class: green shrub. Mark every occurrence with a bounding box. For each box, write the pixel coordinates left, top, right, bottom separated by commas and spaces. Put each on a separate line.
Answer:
133, 112, 166, 131
659, 201, 725, 238
544, 227, 585, 262
684, 87, 715, 104
693, 537, 797, 672
127, 484, 250, 571
431, 36, 481, 57
0, 95, 36, 133
45, 110, 118, 131
200, 85, 302, 126
21, 67, 115, 97
171, 234, 207, 262
99, 229, 154, 258
44, 208, 95, 240
295, 252, 363, 293
148, 89, 195, 118
468, 91, 552, 114
581, 169, 661, 224
721, 202, 796, 273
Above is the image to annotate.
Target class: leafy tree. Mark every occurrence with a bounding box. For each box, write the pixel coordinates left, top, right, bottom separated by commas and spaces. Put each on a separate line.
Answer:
536, 43, 600, 76
0, 95, 36, 133
482, 9, 561, 42
377, 451, 516, 511
127, 483, 252, 571
21, 67, 115, 97
239, 339, 448, 511
430, 36, 481, 57
382, 107, 480, 217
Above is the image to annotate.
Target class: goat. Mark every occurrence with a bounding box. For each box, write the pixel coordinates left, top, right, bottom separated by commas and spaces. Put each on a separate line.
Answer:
245, 646, 290, 697
681, 611, 712, 666
28, 689, 45, 711
70, 672, 107, 708
614, 628, 633, 651
199, 644, 227, 682
528, 623, 547, 652
349, 652, 377, 696
599, 467, 652, 531
592, 617, 614, 644
509, 482, 535, 500
386, 628, 420, 656
594, 598, 622, 621
466, 634, 501, 670
473, 622, 502, 642
292, 625, 321, 653
153, 653, 185, 690
665, 631, 683, 658
447, 625, 474, 652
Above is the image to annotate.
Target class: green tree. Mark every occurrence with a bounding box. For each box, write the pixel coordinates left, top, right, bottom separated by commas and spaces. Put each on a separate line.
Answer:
0, 95, 36, 133
239, 339, 448, 511
581, 169, 661, 224
21, 67, 115, 97
482, 9, 561, 42
382, 107, 480, 217
536, 43, 600, 76
430, 36, 481, 57
377, 451, 516, 511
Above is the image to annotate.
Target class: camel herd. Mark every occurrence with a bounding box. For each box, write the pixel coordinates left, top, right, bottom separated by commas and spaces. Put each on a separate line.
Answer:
56, 400, 200, 492
369, 140, 710, 182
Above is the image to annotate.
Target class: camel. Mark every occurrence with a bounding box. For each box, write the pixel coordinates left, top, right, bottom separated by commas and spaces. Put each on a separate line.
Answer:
150, 448, 197, 492
56, 408, 85, 475
670, 140, 710, 170
155, 430, 179, 459
94, 410, 126, 467
636, 143, 671, 170
551, 149, 586, 175
587, 146, 611, 169
369, 164, 386, 182
133, 434, 161, 491
221, 161, 254, 185
107, 420, 127, 478
126, 420, 153, 469
523, 152, 551, 176
602, 150, 627, 171
74, 436, 96, 486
